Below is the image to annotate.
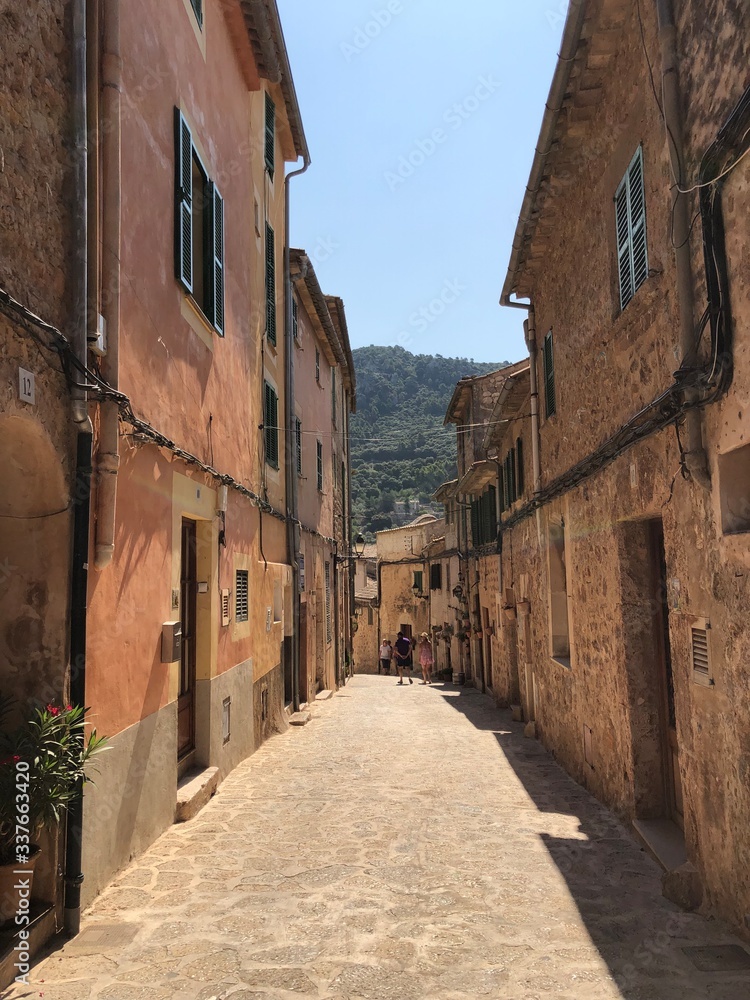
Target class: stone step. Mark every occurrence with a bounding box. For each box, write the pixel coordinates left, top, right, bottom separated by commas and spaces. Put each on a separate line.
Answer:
289, 711, 311, 726
175, 766, 219, 823
316, 689, 333, 701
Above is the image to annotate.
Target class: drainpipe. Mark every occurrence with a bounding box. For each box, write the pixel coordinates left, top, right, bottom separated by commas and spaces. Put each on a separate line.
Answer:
65, 0, 92, 938
654, 0, 710, 490
284, 154, 310, 710
94, 0, 123, 568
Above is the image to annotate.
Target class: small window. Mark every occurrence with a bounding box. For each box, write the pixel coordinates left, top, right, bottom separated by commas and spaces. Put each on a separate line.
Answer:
690, 618, 714, 687
292, 297, 299, 341
516, 438, 525, 497
189, 0, 203, 28
430, 564, 442, 591
616, 146, 649, 311
316, 440, 323, 491
273, 579, 282, 623
325, 562, 332, 643
264, 382, 279, 468
264, 92, 275, 179
719, 443, 750, 534
331, 368, 337, 426
265, 223, 276, 345
315, 348, 320, 383
295, 418, 302, 476
413, 570, 423, 594
174, 109, 224, 334
542, 331, 556, 418
367, 606, 374, 626
222, 696, 231, 744
235, 570, 249, 622
221, 589, 230, 627
299, 554, 305, 592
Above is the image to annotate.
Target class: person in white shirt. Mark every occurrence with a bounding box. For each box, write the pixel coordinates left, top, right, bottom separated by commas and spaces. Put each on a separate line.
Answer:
379, 640, 391, 675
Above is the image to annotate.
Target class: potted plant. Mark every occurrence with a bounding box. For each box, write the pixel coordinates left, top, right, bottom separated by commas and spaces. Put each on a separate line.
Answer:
0, 701, 107, 926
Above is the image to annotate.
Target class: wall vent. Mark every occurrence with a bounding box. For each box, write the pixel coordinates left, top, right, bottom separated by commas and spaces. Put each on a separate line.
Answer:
221, 589, 230, 627
691, 618, 714, 687
235, 570, 249, 623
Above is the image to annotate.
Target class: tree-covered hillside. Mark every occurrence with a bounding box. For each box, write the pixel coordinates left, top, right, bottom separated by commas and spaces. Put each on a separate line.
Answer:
350, 346, 507, 538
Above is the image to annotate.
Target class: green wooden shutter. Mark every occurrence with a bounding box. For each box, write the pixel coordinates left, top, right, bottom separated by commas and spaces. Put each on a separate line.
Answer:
264, 382, 278, 468
616, 147, 648, 311
516, 438, 524, 497
264, 93, 275, 178
174, 108, 193, 293
470, 500, 480, 547
210, 182, 225, 335
543, 332, 556, 417
498, 467, 506, 514
265, 223, 276, 344
317, 441, 323, 491
190, 0, 203, 27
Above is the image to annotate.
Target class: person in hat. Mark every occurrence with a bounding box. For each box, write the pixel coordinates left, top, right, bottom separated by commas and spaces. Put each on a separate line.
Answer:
418, 632, 434, 684
379, 639, 391, 675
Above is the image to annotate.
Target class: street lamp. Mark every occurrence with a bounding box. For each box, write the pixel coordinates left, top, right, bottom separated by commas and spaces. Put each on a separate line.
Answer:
412, 583, 427, 600
336, 534, 366, 566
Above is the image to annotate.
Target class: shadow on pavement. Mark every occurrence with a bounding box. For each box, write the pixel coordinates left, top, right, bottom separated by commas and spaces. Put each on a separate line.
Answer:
436, 682, 750, 1000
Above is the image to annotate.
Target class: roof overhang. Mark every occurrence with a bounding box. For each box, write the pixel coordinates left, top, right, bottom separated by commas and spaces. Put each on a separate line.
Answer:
433, 479, 459, 503
501, 0, 590, 304
238, 0, 310, 163
444, 380, 473, 426
483, 365, 531, 452
457, 461, 497, 497
326, 295, 357, 411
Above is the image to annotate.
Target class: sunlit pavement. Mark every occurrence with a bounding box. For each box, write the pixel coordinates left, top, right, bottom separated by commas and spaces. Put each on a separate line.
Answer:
10, 675, 750, 1000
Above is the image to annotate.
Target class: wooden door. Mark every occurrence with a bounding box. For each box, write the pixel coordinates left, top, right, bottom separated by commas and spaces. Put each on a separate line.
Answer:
651, 520, 684, 828
299, 602, 309, 704
178, 519, 197, 760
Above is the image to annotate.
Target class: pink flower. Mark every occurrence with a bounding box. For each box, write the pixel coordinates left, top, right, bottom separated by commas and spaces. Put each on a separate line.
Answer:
65, 704, 72, 712
46, 705, 60, 716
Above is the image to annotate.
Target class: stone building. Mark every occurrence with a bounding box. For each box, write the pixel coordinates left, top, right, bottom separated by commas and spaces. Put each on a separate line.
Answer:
441, 361, 528, 696
0, 0, 85, 967
495, 0, 750, 936
352, 545, 379, 674
290, 251, 356, 702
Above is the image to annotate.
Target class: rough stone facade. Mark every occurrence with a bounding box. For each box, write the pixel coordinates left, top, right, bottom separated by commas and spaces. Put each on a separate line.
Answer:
0, 0, 77, 956
494, 0, 750, 939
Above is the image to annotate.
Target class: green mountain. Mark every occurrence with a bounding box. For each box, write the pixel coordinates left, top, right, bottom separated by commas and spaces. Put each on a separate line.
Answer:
350, 346, 508, 538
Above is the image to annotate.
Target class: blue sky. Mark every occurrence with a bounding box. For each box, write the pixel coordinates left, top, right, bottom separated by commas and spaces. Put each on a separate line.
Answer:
278, 0, 566, 365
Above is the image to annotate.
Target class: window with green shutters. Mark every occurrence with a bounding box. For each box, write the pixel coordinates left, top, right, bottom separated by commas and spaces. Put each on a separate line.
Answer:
264, 93, 275, 178
413, 571, 424, 594
470, 488, 497, 547
295, 418, 302, 475
542, 331, 556, 418
498, 467, 506, 514
174, 108, 224, 334
316, 440, 323, 492
189, 0, 203, 28
264, 382, 278, 468
265, 223, 276, 344
516, 437, 525, 497
616, 146, 648, 312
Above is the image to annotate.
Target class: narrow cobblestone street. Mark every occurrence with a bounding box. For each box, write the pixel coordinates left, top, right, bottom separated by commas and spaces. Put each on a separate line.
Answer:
10, 677, 750, 1000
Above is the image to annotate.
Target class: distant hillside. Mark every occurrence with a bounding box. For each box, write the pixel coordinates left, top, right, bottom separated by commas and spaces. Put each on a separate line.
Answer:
350, 346, 507, 539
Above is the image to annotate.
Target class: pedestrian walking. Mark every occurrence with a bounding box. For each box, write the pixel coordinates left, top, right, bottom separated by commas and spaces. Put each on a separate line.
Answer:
379, 639, 391, 675
394, 631, 413, 685
418, 632, 434, 684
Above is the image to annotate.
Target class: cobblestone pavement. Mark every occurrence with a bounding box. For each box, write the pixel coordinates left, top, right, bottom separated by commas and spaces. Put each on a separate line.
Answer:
10, 676, 750, 1000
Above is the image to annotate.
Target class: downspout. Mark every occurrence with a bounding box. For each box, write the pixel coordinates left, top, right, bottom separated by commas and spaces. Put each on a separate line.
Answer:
284, 154, 310, 710
345, 399, 355, 676
94, 0, 123, 568
655, 0, 710, 490
65, 0, 92, 938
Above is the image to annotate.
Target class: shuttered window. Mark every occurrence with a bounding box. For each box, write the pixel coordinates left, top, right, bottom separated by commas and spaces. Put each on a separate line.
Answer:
430, 564, 442, 591
413, 571, 423, 594
516, 438, 525, 497
324, 562, 332, 643
265, 223, 276, 345
498, 467, 506, 514
316, 440, 323, 491
292, 297, 299, 340
471, 488, 497, 547
295, 418, 302, 475
542, 331, 556, 418
616, 146, 649, 311
331, 368, 337, 426
174, 108, 224, 334
235, 570, 249, 623
264, 382, 279, 468
189, 0, 203, 27
315, 348, 320, 382
264, 93, 276, 178
690, 619, 714, 686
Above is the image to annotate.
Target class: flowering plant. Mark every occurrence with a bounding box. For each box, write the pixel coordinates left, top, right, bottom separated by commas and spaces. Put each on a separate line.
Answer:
0, 701, 108, 865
